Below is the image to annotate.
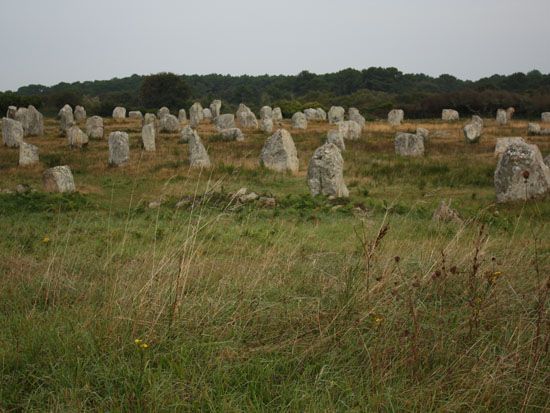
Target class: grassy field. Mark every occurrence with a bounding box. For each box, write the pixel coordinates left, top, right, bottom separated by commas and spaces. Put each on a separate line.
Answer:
0, 116, 549, 412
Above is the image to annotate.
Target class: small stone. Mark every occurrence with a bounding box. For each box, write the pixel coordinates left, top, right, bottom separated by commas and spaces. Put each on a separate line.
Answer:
112, 106, 127, 120
506, 107, 515, 121
442, 109, 459, 121
203, 108, 213, 120
432, 200, 462, 224
240, 192, 259, 203
15, 183, 31, 194
108, 132, 130, 166
528, 123, 541, 135
129, 111, 143, 119
348, 108, 366, 128
142, 123, 156, 151
220, 128, 245, 141
416, 127, 429, 142
542, 112, 550, 123
43, 165, 75, 193
258, 197, 276, 207
148, 201, 161, 209
86, 116, 104, 139
272, 107, 283, 122
180, 125, 195, 143
395, 132, 424, 156
19, 142, 39, 166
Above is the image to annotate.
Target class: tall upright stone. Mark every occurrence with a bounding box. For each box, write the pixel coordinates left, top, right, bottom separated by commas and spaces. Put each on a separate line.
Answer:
506, 107, 515, 121
19, 142, 39, 166
348, 108, 366, 128
178, 109, 187, 122
328, 106, 345, 124
210, 100, 222, 119
43, 166, 75, 193
272, 107, 283, 122
464, 116, 483, 144
58, 105, 74, 136
188, 130, 211, 168
143, 113, 157, 126
316, 108, 327, 121
112, 106, 127, 120
180, 125, 194, 143
141, 123, 156, 151
388, 109, 404, 126
260, 106, 273, 120
260, 118, 274, 133
260, 129, 299, 174
15, 107, 29, 135
291, 112, 307, 129
307, 143, 349, 198
74, 105, 87, 122
189, 102, 204, 127
86, 116, 104, 139
395, 132, 424, 156
26, 105, 44, 136
494, 142, 550, 202
129, 111, 143, 120
6, 106, 16, 119
108, 132, 130, 166
327, 129, 345, 151
338, 120, 361, 140
67, 125, 89, 148
215, 114, 235, 131
157, 107, 170, 119
239, 110, 258, 129
542, 112, 550, 122
2, 117, 24, 147
496, 109, 507, 126
203, 108, 213, 121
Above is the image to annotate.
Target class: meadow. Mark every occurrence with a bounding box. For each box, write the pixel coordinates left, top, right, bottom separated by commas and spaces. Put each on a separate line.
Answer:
0, 116, 549, 412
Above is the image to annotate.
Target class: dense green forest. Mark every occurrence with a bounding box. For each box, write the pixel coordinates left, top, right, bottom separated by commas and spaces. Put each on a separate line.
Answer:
2, 67, 550, 119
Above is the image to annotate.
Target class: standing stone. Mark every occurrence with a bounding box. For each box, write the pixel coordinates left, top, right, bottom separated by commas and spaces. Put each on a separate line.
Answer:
19, 142, 39, 166
220, 128, 245, 141
112, 106, 126, 120
272, 107, 283, 122
236, 103, 251, 120
86, 116, 104, 139
6, 106, 16, 119
239, 111, 259, 129
189, 102, 204, 127
388, 109, 404, 126
180, 125, 194, 143
472, 115, 484, 126
108, 132, 130, 166
58, 105, 74, 136
129, 111, 143, 120
506, 107, 515, 121
74, 105, 86, 122
15, 108, 29, 135
157, 107, 170, 119
2, 117, 24, 147
528, 123, 541, 135
442, 109, 460, 121
416, 127, 429, 142
260, 106, 273, 120
210, 100, 222, 119
203, 108, 213, 120
316, 108, 327, 121
260, 129, 299, 174
188, 131, 211, 168
432, 201, 462, 224
463, 120, 483, 144
494, 142, 550, 203
328, 106, 345, 124
307, 143, 349, 198
26, 105, 44, 136
215, 114, 236, 131
43, 166, 75, 193
348, 108, 366, 128
395, 132, 424, 156
338, 120, 361, 140
143, 113, 157, 126
292, 112, 307, 129
141, 123, 156, 151
178, 109, 187, 122
304, 108, 320, 121
327, 129, 345, 151
159, 114, 180, 133
542, 112, 550, 122
496, 109, 507, 126
494, 137, 526, 158
260, 118, 274, 133
67, 125, 89, 148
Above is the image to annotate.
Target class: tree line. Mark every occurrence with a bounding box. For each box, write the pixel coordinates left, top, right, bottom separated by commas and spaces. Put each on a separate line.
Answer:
1, 67, 549, 119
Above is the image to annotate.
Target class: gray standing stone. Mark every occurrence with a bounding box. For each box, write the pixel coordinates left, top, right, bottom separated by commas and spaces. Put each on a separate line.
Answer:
463, 119, 483, 144
338, 120, 361, 140
215, 113, 236, 131
143, 113, 157, 126
416, 127, 429, 142
472, 115, 484, 126
58, 105, 75, 136
26, 105, 44, 136
388, 109, 404, 126
327, 129, 345, 151
15, 107, 29, 135
328, 106, 345, 124
494, 142, 550, 203
304, 108, 320, 121
86, 116, 104, 139
43, 166, 75, 193
112, 107, 126, 120
141, 124, 156, 151
528, 123, 541, 135
19, 142, 39, 166
157, 107, 170, 119
203, 108, 213, 120
108, 132, 130, 166
307, 143, 349, 198
159, 114, 180, 133
236, 103, 251, 120
494, 137, 526, 158
260, 129, 299, 174
129, 111, 143, 120
260, 118, 274, 133
67, 125, 89, 148
188, 131, 211, 168
74, 105, 86, 122
189, 102, 204, 127
316, 108, 327, 121
2, 117, 24, 147
210, 100, 222, 119
442, 109, 459, 121
6, 106, 16, 119
292, 112, 307, 129
272, 107, 283, 122
506, 107, 515, 121
260, 106, 273, 120
349, 108, 366, 128
180, 125, 194, 143
496, 109, 507, 126
239, 111, 259, 129
395, 132, 424, 157
542, 112, 550, 122
220, 128, 245, 141
178, 109, 187, 122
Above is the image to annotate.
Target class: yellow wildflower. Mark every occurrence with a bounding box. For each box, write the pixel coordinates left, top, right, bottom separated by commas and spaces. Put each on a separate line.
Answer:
42, 236, 50, 243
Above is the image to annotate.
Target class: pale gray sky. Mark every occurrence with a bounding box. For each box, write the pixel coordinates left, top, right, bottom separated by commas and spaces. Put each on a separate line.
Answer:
1, 0, 549, 91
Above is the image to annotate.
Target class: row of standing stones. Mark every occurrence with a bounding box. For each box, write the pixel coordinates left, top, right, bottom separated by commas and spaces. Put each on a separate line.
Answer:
2, 102, 550, 206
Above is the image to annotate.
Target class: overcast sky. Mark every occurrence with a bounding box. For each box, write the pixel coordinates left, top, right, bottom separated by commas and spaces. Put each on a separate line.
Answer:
1, 0, 549, 91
